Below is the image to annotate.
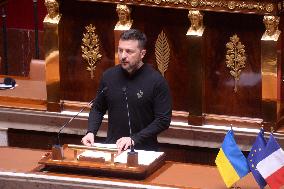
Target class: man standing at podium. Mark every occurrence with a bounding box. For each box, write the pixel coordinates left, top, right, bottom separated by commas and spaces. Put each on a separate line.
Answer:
81, 29, 172, 154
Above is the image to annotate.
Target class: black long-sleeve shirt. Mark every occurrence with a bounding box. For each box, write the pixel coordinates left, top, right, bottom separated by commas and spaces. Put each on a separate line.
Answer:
87, 63, 172, 151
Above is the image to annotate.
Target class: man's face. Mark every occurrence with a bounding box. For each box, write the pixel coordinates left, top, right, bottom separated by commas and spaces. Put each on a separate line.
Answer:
191, 15, 199, 28
265, 19, 276, 35
118, 11, 127, 23
118, 39, 146, 74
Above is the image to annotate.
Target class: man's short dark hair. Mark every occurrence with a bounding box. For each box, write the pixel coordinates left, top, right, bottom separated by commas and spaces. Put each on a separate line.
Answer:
120, 29, 147, 49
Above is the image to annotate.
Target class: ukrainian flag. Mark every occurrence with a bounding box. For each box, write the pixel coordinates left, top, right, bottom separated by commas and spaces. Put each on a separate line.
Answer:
215, 130, 250, 187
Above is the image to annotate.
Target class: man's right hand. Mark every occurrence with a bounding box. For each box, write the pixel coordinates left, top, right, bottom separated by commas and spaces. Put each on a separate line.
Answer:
81, 132, 94, 146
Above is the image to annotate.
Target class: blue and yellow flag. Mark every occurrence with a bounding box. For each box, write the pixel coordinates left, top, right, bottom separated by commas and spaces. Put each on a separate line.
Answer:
215, 130, 250, 188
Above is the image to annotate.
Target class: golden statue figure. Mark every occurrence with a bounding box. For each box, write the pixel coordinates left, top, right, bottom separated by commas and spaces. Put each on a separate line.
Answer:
114, 4, 133, 31
262, 16, 281, 41
186, 10, 205, 36
44, 0, 61, 24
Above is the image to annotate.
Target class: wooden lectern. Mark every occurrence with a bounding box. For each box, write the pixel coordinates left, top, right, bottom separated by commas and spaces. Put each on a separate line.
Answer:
39, 144, 166, 179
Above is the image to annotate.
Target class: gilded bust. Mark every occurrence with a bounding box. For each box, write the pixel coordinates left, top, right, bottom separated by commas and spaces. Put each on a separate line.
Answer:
186, 11, 204, 36
262, 16, 281, 41
44, 0, 61, 24
114, 4, 133, 31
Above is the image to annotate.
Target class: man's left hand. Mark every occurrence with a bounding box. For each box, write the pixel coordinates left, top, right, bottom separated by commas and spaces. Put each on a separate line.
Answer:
116, 137, 134, 155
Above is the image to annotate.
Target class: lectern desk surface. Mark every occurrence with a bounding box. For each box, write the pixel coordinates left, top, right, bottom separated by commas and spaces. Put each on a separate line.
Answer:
0, 147, 262, 189
0, 76, 46, 110
38, 144, 166, 180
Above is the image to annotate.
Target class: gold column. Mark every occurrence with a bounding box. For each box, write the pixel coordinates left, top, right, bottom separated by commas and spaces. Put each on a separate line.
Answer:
114, 4, 133, 65
44, 0, 61, 112
261, 15, 281, 131
186, 10, 205, 125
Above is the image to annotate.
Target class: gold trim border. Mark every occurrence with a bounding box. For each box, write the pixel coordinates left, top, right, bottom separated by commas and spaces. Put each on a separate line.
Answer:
79, 0, 278, 14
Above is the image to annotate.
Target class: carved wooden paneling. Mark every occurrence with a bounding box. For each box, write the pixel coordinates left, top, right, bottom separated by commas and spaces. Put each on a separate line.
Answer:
59, 1, 115, 102
0, 29, 45, 76
203, 12, 264, 118
57, 1, 283, 129
130, 6, 190, 111
59, 2, 191, 111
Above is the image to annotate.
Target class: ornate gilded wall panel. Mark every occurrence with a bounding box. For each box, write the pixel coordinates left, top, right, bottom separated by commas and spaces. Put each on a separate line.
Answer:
56, 0, 284, 130
58, 1, 191, 113
58, 1, 191, 111
59, 1, 115, 102
130, 6, 191, 111
203, 12, 263, 118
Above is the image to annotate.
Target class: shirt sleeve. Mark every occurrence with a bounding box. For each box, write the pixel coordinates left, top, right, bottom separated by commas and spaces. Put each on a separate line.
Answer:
87, 80, 108, 135
132, 78, 172, 145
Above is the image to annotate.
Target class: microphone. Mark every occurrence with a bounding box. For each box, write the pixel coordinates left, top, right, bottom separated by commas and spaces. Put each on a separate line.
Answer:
122, 86, 134, 152
52, 86, 108, 160
122, 87, 138, 167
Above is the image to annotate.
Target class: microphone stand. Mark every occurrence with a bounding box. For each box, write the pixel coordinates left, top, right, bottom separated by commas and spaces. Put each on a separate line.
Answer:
52, 100, 93, 160
52, 87, 107, 160
122, 87, 138, 167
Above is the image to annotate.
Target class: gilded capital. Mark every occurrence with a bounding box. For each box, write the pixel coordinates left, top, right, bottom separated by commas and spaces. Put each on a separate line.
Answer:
114, 4, 133, 31
44, 0, 61, 24
186, 10, 204, 36
262, 16, 281, 41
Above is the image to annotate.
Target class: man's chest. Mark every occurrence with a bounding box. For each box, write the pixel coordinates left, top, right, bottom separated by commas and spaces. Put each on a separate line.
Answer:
106, 78, 154, 108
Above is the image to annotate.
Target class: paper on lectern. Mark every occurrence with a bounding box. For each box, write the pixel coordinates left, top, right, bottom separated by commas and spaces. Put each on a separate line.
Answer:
92, 143, 117, 149
78, 148, 164, 166
115, 150, 164, 165
77, 143, 117, 161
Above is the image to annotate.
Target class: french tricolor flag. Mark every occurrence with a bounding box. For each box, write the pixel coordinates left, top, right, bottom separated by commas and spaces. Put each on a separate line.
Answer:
256, 134, 284, 189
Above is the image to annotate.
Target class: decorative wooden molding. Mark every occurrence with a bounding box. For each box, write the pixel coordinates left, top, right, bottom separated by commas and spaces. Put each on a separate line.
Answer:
204, 113, 263, 129
78, 0, 279, 14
